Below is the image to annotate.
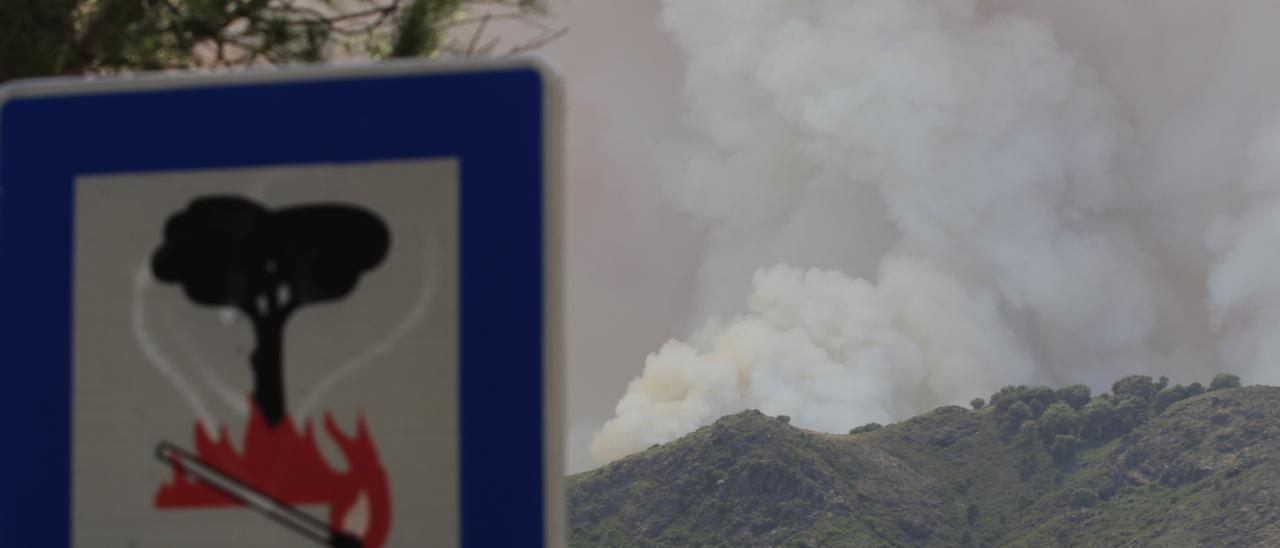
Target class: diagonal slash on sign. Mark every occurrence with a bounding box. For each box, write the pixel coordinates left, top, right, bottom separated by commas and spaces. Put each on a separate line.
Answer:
155, 441, 364, 548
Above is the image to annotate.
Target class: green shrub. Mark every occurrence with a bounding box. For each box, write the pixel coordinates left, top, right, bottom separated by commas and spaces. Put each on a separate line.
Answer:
1056, 527, 1073, 544
1080, 398, 1116, 442
1029, 399, 1045, 418
1055, 384, 1092, 410
1069, 488, 1099, 508
1018, 454, 1038, 481
1210, 373, 1242, 391
990, 385, 1029, 415
1038, 401, 1079, 440
1111, 395, 1149, 435
1155, 383, 1207, 413
1112, 375, 1159, 404
1050, 435, 1082, 466
849, 422, 882, 434
1017, 421, 1037, 449
1002, 401, 1033, 436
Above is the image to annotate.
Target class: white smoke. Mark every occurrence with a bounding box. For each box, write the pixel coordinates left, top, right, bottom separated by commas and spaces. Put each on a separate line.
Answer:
589, 259, 1031, 462
1209, 117, 1280, 385
590, 0, 1280, 464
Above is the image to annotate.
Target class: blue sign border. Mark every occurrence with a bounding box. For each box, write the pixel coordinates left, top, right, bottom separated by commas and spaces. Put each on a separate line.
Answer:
0, 60, 558, 546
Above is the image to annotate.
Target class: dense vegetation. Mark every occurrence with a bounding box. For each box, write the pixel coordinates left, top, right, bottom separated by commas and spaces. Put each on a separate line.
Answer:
568, 373, 1280, 547
985, 373, 1240, 469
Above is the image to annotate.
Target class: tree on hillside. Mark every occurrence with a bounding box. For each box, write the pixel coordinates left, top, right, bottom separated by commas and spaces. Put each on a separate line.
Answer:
989, 385, 1028, 415
1109, 395, 1148, 436
1028, 399, 1045, 418
1154, 382, 1205, 414
1054, 384, 1091, 410
0, 0, 563, 83
1022, 386, 1056, 410
1079, 397, 1116, 442
1112, 375, 1160, 405
990, 384, 1050, 417
1001, 401, 1033, 437
1049, 434, 1081, 466
986, 374, 1251, 468
1037, 401, 1078, 441
1016, 421, 1037, 449
1210, 373, 1242, 391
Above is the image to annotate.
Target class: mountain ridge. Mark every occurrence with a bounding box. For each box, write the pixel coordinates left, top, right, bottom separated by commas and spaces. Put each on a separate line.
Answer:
569, 381, 1280, 547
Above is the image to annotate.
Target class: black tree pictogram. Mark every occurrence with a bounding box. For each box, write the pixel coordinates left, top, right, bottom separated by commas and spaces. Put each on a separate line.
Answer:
152, 196, 390, 428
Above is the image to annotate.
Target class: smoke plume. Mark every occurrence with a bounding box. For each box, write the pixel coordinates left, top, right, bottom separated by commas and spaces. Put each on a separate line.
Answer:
590, 0, 1280, 464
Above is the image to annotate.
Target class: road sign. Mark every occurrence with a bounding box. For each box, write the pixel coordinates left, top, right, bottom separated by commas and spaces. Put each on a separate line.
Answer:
0, 58, 563, 548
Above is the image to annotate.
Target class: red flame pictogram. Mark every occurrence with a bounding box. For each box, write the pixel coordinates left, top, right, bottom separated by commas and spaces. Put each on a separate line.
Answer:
155, 399, 391, 547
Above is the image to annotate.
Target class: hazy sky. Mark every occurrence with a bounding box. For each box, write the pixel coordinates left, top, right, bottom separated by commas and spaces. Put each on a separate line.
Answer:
541, 0, 1280, 472
536, 1, 699, 473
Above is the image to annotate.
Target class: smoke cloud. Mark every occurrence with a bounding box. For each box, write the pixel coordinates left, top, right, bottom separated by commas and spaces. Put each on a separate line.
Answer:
589, 0, 1280, 464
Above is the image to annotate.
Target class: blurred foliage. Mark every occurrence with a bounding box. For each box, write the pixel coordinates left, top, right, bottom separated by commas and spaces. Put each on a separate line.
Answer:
0, 0, 564, 83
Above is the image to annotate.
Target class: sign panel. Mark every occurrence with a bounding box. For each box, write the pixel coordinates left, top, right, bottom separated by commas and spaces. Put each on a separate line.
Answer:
0, 59, 563, 547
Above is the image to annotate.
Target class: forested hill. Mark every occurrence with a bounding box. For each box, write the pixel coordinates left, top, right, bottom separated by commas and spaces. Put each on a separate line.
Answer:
568, 375, 1280, 547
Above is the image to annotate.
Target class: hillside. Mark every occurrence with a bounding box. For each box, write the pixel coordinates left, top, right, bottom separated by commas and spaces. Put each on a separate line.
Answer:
568, 378, 1280, 547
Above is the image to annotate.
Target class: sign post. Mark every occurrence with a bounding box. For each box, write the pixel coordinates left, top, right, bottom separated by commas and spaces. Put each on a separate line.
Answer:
0, 58, 563, 547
